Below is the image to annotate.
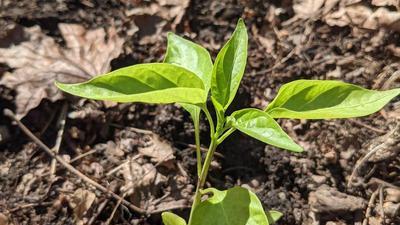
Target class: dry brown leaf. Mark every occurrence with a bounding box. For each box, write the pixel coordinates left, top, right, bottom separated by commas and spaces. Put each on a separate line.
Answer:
68, 188, 96, 223
120, 161, 167, 195
293, 0, 326, 19
0, 213, 9, 225
372, 0, 399, 7
138, 133, 174, 163
325, 4, 400, 31
125, 0, 189, 31
0, 24, 123, 118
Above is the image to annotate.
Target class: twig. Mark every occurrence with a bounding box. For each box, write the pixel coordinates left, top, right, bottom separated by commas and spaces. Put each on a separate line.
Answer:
379, 186, 385, 223
348, 119, 386, 134
104, 194, 125, 225
347, 142, 387, 188
50, 102, 68, 177
4, 109, 147, 215
363, 189, 379, 225
88, 199, 109, 225
70, 149, 103, 163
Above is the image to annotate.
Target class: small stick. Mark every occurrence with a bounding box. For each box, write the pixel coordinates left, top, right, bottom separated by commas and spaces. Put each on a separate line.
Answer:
379, 186, 385, 223
104, 194, 125, 225
50, 102, 68, 177
88, 199, 109, 225
363, 189, 379, 225
4, 109, 146, 214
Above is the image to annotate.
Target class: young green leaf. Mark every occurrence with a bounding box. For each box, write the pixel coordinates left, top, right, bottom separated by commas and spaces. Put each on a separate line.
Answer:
164, 32, 213, 92
227, 108, 303, 152
163, 33, 214, 168
162, 212, 187, 225
56, 63, 207, 104
191, 187, 271, 225
266, 211, 283, 224
211, 19, 248, 110
265, 80, 400, 119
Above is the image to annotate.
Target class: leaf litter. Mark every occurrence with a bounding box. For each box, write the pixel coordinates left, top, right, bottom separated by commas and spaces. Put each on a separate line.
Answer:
2, 0, 400, 224
0, 24, 124, 118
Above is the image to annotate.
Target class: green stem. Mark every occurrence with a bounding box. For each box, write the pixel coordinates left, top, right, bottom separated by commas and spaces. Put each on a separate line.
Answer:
193, 120, 202, 177
217, 127, 235, 145
202, 106, 215, 138
188, 137, 218, 225
188, 106, 218, 225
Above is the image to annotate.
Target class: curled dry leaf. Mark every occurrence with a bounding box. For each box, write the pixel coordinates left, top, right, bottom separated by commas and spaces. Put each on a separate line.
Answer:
325, 4, 400, 31
138, 133, 175, 164
125, 0, 189, 42
68, 188, 96, 222
120, 161, 167, 195
293, 0, 326, 19
371, 0, 400, 7
0, 24, 124, 118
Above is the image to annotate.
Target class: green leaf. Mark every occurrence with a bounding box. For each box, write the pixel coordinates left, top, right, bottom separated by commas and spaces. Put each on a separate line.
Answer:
266, 211, 283, 224
227, 108, 303, 152
211, 19, 248, 110
191, 187, 271, 225
163, 33, 213, 168
55, 63, 206, 104
164, 32, 213, 92
162, 212, 187, 225
265, 80, 400, 119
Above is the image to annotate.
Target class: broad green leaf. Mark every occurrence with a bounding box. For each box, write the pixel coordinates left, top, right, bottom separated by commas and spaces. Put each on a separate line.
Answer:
227, 108, 303, 152
266, 211, 283, 224
162, 212, 187, 225
211, 19, 248, 110
164, 32, 213, 92
55, 63, 206, 104
265, 80, 400, 119
191, 187, 271, 225
163, 33, 213, 167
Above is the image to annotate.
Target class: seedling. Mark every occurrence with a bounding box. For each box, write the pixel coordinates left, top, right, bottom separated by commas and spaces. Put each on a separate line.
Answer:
56, 19, 400, 225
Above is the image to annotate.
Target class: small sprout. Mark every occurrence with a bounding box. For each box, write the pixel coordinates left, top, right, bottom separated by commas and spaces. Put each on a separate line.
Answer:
56, 19, 400, 225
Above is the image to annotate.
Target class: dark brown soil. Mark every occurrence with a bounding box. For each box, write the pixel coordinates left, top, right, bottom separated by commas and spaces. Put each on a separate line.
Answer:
1, 1, 400, 225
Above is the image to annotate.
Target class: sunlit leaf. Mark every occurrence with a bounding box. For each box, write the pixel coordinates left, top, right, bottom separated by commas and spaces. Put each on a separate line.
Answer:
163, 33, 213, 153
164, 32, 213, 92
56, 63, 206, 104
211, 19, 248, 110
191, 187, 271, 225
265, 80, 400, 119
266, 210, 283, 224
228, 108, 303, 152
162, 212, 187, 225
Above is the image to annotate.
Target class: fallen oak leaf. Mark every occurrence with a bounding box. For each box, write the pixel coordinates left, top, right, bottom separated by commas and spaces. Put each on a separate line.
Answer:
0, 24, 124, 118
68, 188, 96, 225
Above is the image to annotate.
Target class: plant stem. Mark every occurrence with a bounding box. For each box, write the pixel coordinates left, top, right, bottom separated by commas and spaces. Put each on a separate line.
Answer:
202, 106, 215, 138
188, 137, 218, 225
194, 119, 202, 177
217, 127, 235, 145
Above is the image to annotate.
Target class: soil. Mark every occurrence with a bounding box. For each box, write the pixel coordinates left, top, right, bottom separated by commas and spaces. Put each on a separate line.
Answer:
1, 0, 400, 225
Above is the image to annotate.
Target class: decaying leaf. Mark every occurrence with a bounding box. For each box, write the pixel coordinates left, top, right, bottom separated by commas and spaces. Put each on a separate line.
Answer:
120, 161, 167, 195
293, 0, 326, 19
0, 24, 124, 118
325, 4, 400, 31
125, 0, 189, 44
372, 0, 399, 7
68, 188, 96, 223
0, 213, 9, 225
138, 133, 175, 163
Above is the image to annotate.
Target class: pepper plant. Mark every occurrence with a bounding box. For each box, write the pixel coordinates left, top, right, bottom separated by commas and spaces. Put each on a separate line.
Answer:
56, 19, 400, 225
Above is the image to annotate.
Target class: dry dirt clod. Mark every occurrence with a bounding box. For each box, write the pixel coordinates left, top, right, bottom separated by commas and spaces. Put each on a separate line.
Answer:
0, 24, 124, 118
309, 185, 366, 214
